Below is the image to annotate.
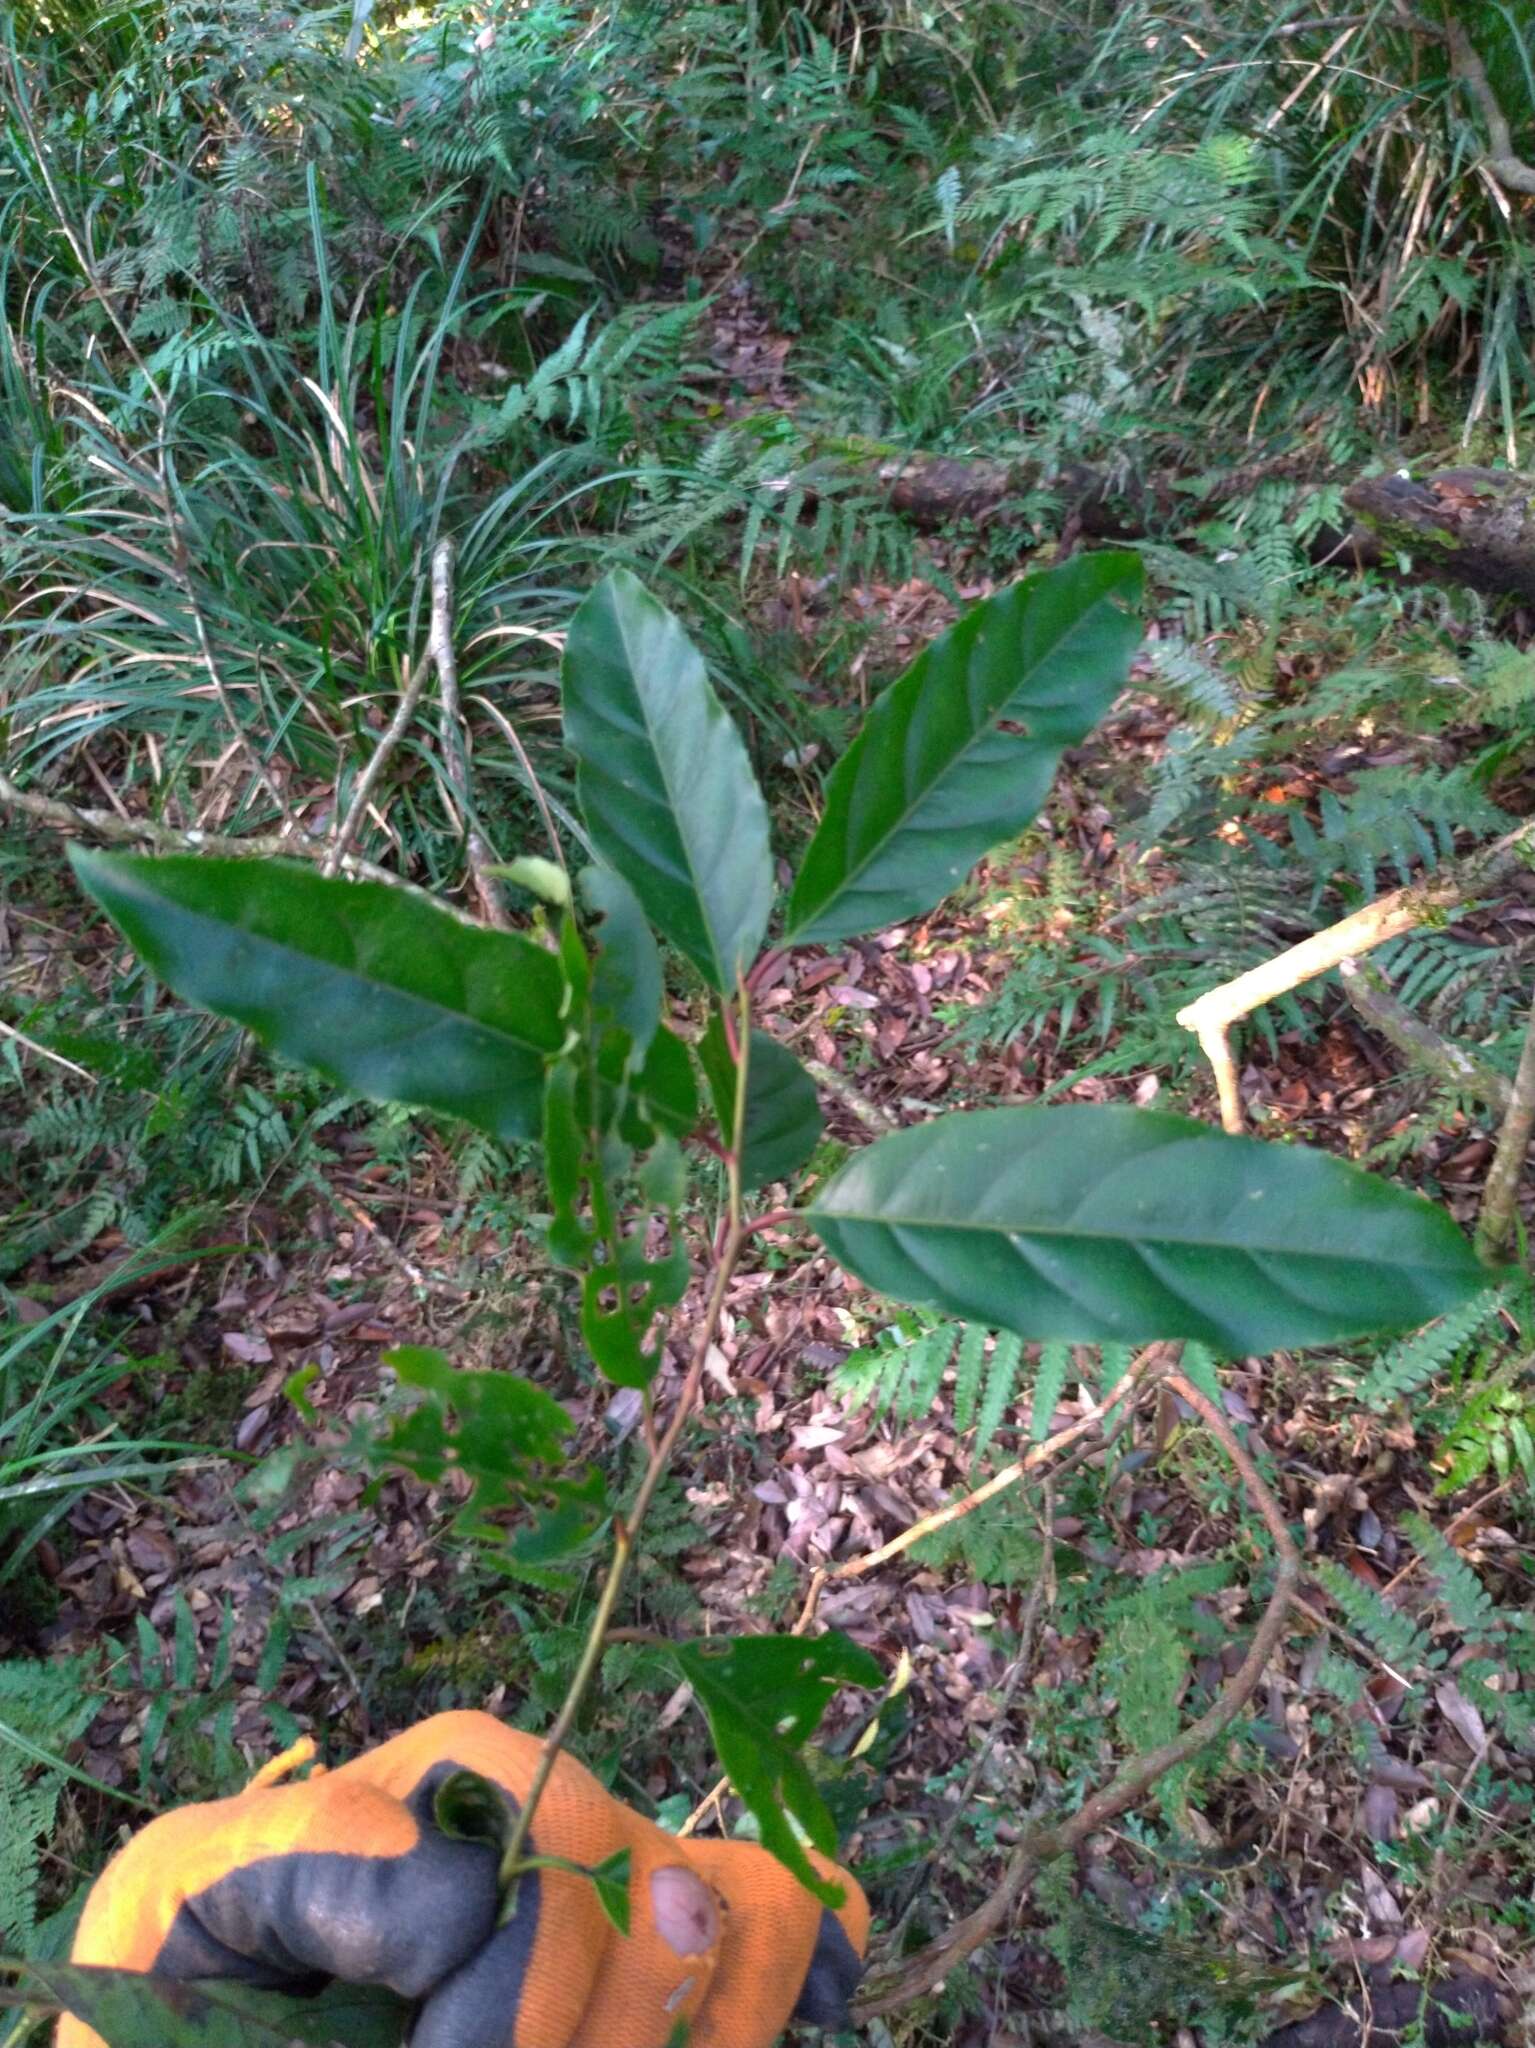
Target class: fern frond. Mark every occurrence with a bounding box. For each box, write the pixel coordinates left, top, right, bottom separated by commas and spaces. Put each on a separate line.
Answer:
1030, 1342, 1072, 1441
1143, 633, 1242, 720
974, 1330, 1024, 1466
1357, 1289, 1504, 1410
1403, 1513, 1504, 1640
1312, 1559, 1438, 1674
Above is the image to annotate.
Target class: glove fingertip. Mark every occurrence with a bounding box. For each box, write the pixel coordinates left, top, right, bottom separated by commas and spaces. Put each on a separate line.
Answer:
791, 1909, 865, 2032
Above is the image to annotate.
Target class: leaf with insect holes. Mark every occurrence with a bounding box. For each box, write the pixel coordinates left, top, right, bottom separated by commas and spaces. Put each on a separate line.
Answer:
1, 1962, 411, 2048
563, 570, 773, 991
543, 1053, 689, 1390
697, 1016, 823, 1192
809, 1105, 1483, 1352
70, 853, 566, 1145
669, 1634, 881, 1905
784, 554, 1143, 947
581, 865, 662, 1061
371, 1347, 607, 1567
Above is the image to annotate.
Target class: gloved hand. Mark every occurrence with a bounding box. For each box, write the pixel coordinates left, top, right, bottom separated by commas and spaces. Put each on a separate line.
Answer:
58, 1710, 869, 2048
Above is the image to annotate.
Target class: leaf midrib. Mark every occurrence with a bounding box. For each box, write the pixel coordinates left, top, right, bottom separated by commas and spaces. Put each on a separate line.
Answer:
787, 588, 1126, 936
126, 886, 558, 1058
809, 1206, 1465, 1266
611, 596, 728, 985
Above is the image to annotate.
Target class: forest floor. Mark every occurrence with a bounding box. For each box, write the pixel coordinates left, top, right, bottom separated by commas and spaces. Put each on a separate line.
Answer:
4, 280, 1535, 2048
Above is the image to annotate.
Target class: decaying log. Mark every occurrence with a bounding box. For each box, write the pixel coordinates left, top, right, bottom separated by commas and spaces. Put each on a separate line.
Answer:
866, 444, 1316, 539
1263, 1969, 1504, 2048
1342, 467, 1535, 603
844, 439, 1535, 602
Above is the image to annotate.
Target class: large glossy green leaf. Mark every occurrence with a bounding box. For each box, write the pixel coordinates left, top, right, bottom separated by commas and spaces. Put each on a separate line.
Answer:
562, 569, 774, 990
808, 1105, 1484, 1354
783, 553, 1144, 947
698, 1016, 824, 1192
670, 1633, 882, 1905
580, 863, 661, 1060
70, 852, 566, 1143
2, 1961, 409, 2048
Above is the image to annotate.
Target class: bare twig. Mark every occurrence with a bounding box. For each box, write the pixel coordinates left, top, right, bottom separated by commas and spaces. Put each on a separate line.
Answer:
1475, 980, 1535, 1261
830, 1344, 1173, 1583
855, 1369, 1300, 2019
325, 647, 433, 877
1178, 819, 1535, 1131
1441, 14, 1535, 197
430, 540, 510, 929
803, 1057, 899, 1134
0, 771, 438, 901
1338, 955, 1511, 1112
0, 1017, 95, 1082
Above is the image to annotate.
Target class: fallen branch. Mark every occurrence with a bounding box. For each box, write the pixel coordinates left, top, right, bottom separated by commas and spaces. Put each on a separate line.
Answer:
1177, 817, 1535, 1131
0, 771, 396, 886
827, 1342, 1173, 1582
1474, 978, 1535, 1261
1441, 14, 1535, 198
0, 771, 491, 932
854, 1369, 1301, 2019
1342, 468, 1535, 603
802, 1057, 900, 1134
324, 645, 433, 877
1338, 956, 1512, 1113
430, 538, 511, 930
813, 432, 1535, 603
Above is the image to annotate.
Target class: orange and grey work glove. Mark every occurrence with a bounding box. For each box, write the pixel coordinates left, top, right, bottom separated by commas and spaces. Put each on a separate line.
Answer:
59, 1709, 869, 2048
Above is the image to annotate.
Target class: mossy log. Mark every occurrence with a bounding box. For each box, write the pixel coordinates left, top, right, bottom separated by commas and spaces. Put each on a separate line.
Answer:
840, 439, 1535, 602
1341, 467, 1535, 602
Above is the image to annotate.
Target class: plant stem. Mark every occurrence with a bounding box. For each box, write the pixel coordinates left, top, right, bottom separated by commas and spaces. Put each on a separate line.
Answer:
325, 645, 434, 877
497, 987, 752, 1890
1475, 980, 1535, 1262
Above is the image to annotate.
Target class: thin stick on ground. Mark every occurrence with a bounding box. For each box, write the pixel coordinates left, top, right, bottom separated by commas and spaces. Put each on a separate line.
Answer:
0, 1017, 95, 1083
1338, 956, 1512, 1114
1176, 817, 1535, 1131
324, 645, 433, 878
830, 1342, 1174, 1583
430, 539, 510, 930
683, 1343, 1162, 1843
854, 1368, 1301, 2019
802, 1057, 899, 1134
0, 772, 452, 905
1475, 979, 1535, 1261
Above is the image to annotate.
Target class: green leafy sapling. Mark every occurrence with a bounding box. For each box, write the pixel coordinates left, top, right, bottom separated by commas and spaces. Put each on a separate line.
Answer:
67, 548, 1487, 1958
